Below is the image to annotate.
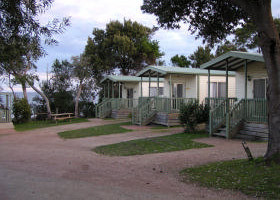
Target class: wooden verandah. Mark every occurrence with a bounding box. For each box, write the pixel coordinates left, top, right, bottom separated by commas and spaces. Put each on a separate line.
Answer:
201, 51, 268, 139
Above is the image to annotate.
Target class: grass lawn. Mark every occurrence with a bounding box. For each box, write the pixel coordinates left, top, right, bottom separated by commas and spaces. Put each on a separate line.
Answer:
180, 158, 280, 199
14, 118, 89, 132
58, 122, 132, 139
93, 131, 212, 156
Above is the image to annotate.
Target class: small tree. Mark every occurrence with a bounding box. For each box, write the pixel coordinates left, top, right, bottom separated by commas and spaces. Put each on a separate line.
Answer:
179, 102, 209, 133
12, 98, 31, 124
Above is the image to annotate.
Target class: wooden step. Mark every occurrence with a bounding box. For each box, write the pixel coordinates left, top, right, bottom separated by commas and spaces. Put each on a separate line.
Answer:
239, 130, 268, 138
213, 131, 226, 137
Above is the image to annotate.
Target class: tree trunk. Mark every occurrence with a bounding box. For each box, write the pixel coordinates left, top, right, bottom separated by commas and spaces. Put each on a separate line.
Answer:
75, 82, 83, 118
26, 80, 52, 119
8, 74, 17, 100
236, 0, 280, 163
231, 0, 280, 163
22, 83, 28, 102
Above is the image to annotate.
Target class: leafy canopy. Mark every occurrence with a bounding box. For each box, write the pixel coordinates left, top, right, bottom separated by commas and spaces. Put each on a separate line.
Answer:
85, 19, 163, 76
141, 0, 247, 45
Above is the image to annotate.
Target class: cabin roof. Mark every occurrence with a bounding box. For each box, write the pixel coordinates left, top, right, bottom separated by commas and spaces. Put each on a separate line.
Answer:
136, 65, 235, 77
100, 75, 164, 83
200, 51, 265, 71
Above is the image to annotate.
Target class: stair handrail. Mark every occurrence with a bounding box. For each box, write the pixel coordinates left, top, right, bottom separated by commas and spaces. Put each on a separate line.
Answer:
132, 97, 150, 124
209, 99, 227, 135
99, 98, 114, 118
96, 98, 110, 118
228, 99, 245, 137
132, 97, 156, 125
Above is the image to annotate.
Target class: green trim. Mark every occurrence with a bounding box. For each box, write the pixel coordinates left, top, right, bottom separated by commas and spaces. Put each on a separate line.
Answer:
136, 65, 235, 77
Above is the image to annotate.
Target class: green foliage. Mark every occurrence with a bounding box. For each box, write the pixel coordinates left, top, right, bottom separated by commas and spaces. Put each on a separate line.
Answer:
181, 158, 280, 199
0, 0, 70, 85
215, 40, 247, 57
57, 122, 132, 139
79, 101, 96, 118
188, 46, 214, 68
85, 19, 163, 77
93, 131, 212, 156
233, 18, 280, 52
12, 98, 31, 124
141, 0, 247, 45
171, 54, 191, 67
179, 102, 209, 133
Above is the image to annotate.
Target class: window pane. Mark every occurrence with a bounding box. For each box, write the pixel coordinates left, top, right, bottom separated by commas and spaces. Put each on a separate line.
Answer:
210, 82, 217, 98
177, 84, 183, 98
218, 82, 226, 98
253, 79, 266, 98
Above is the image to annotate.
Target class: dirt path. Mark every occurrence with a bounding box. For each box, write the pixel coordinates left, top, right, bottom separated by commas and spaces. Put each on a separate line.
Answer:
0, 119, 267, 200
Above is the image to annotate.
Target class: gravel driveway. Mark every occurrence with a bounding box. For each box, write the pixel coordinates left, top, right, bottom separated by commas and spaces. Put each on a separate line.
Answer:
0, 119, 267, 200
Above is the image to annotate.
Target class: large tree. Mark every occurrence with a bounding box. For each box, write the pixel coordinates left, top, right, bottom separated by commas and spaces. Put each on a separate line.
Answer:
0, 0, 69, 119
142, 0, 280, 163
171, 54, 191, 68
85, 19, 163, 75
188, 46, 214, 68
215, 40, 247, 57
71, 54, 94, 118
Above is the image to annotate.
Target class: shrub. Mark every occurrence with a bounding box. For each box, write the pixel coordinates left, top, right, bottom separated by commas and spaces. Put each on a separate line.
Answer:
12, 98, 31, 124
179, 102, 209, 133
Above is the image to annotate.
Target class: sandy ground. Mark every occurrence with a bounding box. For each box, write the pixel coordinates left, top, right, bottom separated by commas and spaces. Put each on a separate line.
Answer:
0, 119, 267, 200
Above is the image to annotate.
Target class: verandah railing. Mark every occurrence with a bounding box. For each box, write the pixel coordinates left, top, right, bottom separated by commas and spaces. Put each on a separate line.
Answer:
0, 92, 12, 123
209, 98, 267, 138
245, 99, 267, 123
111, 98, 139, 110
132, 97, 197, 125
154, 97, 197, 113
205, 97, 237, 109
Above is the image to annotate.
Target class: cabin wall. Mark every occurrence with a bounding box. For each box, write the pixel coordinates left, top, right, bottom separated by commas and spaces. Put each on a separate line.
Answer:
137, 82, 164, 99
199, 75, 236, 103
163, 74, 197, 98
235, 61, 267, 99
162, 74, 235, 103
121, 82, 164, 99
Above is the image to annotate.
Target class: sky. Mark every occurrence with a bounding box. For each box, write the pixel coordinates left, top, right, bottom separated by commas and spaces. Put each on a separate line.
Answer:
3, 0, 280, 92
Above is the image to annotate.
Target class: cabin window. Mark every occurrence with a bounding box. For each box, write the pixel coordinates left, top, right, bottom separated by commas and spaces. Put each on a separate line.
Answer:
150, 87, 164, 96
172, 83, 184, 98
210, 82, 226, 98
253, 79, 267, 99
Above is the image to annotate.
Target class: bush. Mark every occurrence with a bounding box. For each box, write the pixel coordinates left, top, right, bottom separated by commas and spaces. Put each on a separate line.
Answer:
179, 102, 209, 133
12, 98, 31, 124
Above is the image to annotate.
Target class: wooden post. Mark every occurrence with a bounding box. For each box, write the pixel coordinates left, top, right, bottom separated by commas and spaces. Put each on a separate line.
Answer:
149, 71, 151, 97
112, 81, 114, 98
157, 72, 159, 96
169, 74, 172, 113
208, 69, 212, 136
103, 84, 105, 99
107, 81, 110, 98
225, 59, 230, 139
118, 82, 121, 98
244, 59, 248, 119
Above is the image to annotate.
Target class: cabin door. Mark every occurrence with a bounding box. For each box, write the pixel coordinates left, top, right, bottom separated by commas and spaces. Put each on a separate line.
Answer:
127, 88, 133, 108
172, 83, 183, 110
